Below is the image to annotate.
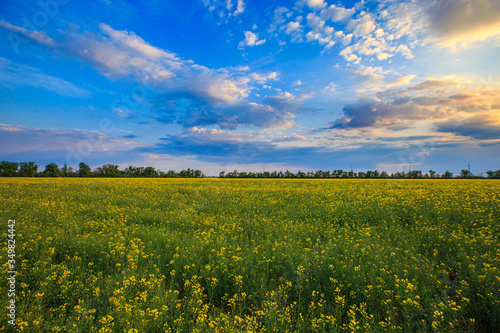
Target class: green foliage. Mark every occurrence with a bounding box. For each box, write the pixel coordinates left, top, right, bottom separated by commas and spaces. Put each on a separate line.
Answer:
0, 161, 19, 176
18, 161, 38, 177
43, 163, 61, 177
78, 162, 92, 177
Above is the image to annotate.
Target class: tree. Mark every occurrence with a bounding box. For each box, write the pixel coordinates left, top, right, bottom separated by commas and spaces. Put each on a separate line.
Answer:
78, 162, 92, 177
296, 171, 306, 178
143, 166, 157, 177
61, 164, 75, 177
44, 163, 61, 177
0, 161, 19, 177
102, 164, 120, 177
486, 170, 500, 179
19, 162, 38, 177
442, 171, 453, 179
429, 170, 436, 179
460, 169, 471, 178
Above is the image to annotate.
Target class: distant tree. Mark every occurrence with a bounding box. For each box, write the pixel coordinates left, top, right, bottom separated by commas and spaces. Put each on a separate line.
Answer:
486, 170, 500, 179
408, 170, 423, 179
219, 171, 226, 178
460, 169, 471, 178
179, 168, 196, 178
0, 161, 19, 177
78, 162, 92, 177
44, 163, 61, 177
19, 161, 38, 177
94, 166, 104, 176
102, 164, 120, 177
296, 171, 306, 178
442, 171, 453, 179
429, 170, 436, 178
165, 170, 178, 178
380, 171, 389, 178
143, 166, 157, 177
61, 164, 75, 177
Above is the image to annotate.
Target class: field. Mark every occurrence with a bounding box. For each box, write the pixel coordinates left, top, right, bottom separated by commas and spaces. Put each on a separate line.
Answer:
1, 178, 499, 332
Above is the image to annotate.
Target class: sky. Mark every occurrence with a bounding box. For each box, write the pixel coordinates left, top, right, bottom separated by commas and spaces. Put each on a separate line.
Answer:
0, 0, 499, 176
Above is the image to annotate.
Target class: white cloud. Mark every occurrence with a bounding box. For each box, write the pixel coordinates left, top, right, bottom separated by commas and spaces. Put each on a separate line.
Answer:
234, 0, 245, 15
305, 0, 327, 10
380, 0, 500, 49
238, 31, 266, 49
285, 21, 302, 34
346, 13, 376, 36
0, 58, 90, 98
0, 21, 280, 108
0, 124, 138, 156
284, 21, 304, 42
320, 4, 355, 22
201, 0, 246, 22
249, 72, 278, 83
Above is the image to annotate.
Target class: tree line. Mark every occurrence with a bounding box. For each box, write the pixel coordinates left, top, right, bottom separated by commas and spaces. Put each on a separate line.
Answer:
0, 161, 203, 178
1, 161, 499, 179
219, 169, 500, 179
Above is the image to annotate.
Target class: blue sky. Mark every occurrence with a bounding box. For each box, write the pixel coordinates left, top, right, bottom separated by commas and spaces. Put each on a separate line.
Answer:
0, 0, 499, 175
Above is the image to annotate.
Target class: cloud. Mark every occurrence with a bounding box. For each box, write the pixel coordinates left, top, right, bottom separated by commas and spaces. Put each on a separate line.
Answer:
346, 13, 376, 36
154, 91, 300, 130
329, 97, 428, 129
328, 76, 500, 141
436, 114, 500, 139
145, 127, 448, 172
202, 0, 245, 22
0, 21, 288, 129
234, 0, 245, 15
305, 0, 327, 10
320, 4, 355, 22
380, 0, 500, 49
344, 65, 415, 91
238, 31, 266, 49
387, 75, 417, 87
0, 20, 55, 47
424, 0, 500, 47
0, 124, 138, 158
0, 58, 90, 98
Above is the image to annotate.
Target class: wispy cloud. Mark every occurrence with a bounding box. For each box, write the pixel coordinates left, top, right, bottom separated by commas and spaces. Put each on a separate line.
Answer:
0, 58, 90, 98
202, 0, 246, 23
0, 124, 138, 156
0, 21, 290, 129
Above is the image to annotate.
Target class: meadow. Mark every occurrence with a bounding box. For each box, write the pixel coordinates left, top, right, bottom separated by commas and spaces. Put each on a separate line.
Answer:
0, 178, 499, 332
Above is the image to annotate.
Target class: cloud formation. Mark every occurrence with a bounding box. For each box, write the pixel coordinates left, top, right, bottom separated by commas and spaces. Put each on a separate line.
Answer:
202, 0, 246, 22
0, 21, 291, 129
238, 31, 266, 49
0, 58, 90, 98
379, 0, 500, 49
328, 76, 500, 136
0, 124, 138, 156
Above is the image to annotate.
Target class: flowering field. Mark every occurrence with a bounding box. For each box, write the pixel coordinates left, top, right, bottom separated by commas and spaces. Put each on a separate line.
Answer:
1, 178, 499, 332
